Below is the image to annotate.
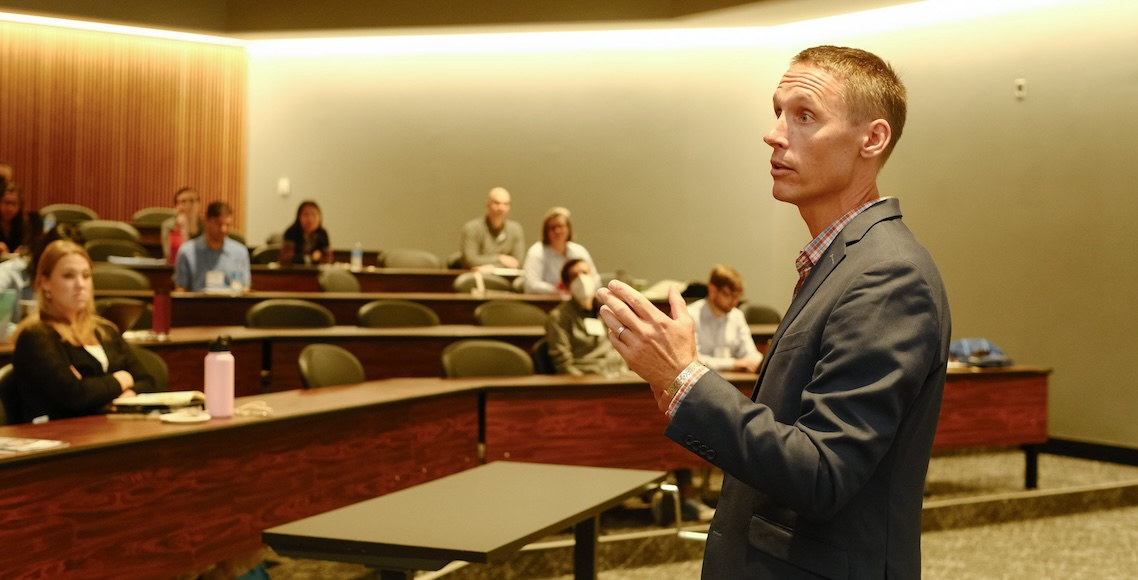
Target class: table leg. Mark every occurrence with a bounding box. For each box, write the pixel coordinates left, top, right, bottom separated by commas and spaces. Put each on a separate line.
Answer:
1023, 444, 1039, 489
573, 514, 598, 580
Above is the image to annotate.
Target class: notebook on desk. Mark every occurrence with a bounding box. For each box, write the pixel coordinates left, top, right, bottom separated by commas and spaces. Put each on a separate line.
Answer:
112, 390, 205, 414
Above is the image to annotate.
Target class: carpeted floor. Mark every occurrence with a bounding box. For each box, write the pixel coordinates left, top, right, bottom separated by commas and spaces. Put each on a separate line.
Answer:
263, 450, 1138, 579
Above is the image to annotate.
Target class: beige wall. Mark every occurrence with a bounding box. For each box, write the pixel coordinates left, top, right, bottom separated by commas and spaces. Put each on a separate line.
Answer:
246, 0, 1138, 447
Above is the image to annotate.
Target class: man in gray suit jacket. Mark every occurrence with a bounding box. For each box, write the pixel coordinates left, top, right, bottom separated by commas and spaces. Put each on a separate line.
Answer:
598, 46, 950, 579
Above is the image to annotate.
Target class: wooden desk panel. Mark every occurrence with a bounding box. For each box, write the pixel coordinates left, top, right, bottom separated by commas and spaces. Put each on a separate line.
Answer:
263, 329, 543, 392
482, 374, 757, 472
935, 367, 1050, 448
124, 264, 482, 294
0, 384, 481, 579
161, 291, 561, 327
126, 326, 544, 395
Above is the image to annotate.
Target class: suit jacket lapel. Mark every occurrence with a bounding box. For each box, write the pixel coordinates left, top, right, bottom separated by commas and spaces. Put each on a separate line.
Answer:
750, 198, 904, 399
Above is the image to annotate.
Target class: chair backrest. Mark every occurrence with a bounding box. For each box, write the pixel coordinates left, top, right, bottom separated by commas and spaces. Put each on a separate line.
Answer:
531, 338, 555, 375
357, 299, 440, 328
78, 219, 141, 242
245, 298, 336, 328
0, 363, 21, 426
453, 271, 513, 293
130, 345, 170, 392
473, 300, 549, 326
92, 264, 152, 290
441, 339, 535, 378
298, 343, 366, 388
250, 244, 281, 265
742, 303, 782, 324
445, 251, 464, 270
382, 248, 443, 269
95, 297, 149, 332
41, 203, 98, 224
85, 239, 149, 261
131, 207, 177, 227
318, 268, 361, 292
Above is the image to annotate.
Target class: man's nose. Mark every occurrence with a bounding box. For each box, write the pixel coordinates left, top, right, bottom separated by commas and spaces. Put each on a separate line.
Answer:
763, 120, 786, 148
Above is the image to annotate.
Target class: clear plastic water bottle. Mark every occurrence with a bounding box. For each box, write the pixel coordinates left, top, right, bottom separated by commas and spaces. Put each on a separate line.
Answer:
204, 336, 235, 418
350, 242, 363, 272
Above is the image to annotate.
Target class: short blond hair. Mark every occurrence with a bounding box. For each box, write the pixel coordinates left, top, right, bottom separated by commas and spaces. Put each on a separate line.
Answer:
792, 45, 907, 164
708, 264, 744, 293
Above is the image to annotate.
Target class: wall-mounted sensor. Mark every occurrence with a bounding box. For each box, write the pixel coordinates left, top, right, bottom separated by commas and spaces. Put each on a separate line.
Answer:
1014, 78, 1027, 100
277, 177, 290, 196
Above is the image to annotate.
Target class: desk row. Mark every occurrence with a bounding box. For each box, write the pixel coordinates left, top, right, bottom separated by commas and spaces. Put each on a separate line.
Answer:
114, 263, 512, 293
0, 324, 779, 395
0, 368, 1049, 578
95, 289, 566, 327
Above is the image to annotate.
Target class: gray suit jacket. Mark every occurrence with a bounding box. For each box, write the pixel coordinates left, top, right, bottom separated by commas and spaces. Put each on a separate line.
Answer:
667, 198, 950, 579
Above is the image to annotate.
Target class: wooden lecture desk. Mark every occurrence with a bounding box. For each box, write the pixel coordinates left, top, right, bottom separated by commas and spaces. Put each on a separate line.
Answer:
121, 264, 502, 293
96, 289, 564, 327
0, 379, 484, 579
134, 325, 547, 395
938, 365, 1051, 488
0, 368, 1048, 577
0, 324, 777, 396
264, 462, 666, 580
480, 367, 1051, 483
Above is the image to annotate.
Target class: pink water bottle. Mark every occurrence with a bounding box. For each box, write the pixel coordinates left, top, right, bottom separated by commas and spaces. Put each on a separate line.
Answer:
204, 336, 235, 418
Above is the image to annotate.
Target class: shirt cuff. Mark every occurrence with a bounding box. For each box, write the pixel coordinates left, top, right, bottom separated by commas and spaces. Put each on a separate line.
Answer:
666, 361, 709, 418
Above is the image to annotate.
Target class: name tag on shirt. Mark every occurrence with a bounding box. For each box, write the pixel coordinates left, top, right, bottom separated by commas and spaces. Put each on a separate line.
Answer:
584, 317, 606, 337
205, 270, 226, 288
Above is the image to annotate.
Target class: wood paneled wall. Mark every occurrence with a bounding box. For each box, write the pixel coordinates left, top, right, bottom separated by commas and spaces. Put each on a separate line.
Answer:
0, 21, 245, 226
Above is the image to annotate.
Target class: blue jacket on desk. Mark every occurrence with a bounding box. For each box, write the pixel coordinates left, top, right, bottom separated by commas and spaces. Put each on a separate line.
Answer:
666, 199, 951, 579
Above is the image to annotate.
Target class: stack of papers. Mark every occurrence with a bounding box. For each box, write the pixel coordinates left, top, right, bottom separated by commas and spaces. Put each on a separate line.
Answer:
112, 391, 205, 413
0, 436, 69, 454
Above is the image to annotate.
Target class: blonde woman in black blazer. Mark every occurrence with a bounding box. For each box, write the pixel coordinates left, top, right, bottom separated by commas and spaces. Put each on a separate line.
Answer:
12, 240, 155, 423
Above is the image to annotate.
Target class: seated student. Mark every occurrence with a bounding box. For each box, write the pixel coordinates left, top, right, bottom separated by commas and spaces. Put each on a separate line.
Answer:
279, 200, 332, 266
0, 183, 31, 255
174, 201, 251, 292
460, 186, 526, 270
0, 219, 81, 325
11, 240, 157, 423
161, 187, 205, 264
522, 207, 600, 295
686, 264, 763, 372
545, 259, 626, 376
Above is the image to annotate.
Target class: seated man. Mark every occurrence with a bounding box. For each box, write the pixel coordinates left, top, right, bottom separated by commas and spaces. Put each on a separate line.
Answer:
460, 186, 525, 270
687, 264, 763, 373
174, 201, 251, 292
545, 259, 626, 376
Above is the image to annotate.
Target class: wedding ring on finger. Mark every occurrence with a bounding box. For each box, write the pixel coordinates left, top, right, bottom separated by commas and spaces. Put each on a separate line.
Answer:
616, 325, 627, 340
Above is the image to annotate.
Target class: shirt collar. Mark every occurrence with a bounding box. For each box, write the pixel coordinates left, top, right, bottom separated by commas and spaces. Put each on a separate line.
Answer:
798, 197, 889, 269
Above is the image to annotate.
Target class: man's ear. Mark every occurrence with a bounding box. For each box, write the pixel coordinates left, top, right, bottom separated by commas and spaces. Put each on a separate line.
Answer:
861, 119, 891, 159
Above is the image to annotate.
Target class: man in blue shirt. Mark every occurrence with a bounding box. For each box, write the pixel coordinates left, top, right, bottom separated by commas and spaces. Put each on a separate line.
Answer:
174, 201, 251, 292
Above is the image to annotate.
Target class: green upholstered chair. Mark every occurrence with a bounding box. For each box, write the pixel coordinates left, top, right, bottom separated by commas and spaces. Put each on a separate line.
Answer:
245, 299, 336, 328
441, 339, 534, 378
473, 300, 549, 327
356, 299, 440, 328
298, 343, 366, 389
